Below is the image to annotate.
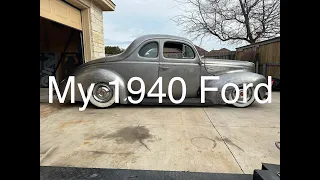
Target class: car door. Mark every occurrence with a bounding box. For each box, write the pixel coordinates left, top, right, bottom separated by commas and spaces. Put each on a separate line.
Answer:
159, 39, 200, 98
114, 39, 160, 94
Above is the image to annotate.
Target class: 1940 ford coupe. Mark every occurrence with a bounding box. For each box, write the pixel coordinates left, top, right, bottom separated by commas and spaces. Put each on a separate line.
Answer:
59, 34, 268, 108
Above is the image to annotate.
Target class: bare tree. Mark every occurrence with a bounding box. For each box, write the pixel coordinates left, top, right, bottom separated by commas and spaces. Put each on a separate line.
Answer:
173, 0, 280, 44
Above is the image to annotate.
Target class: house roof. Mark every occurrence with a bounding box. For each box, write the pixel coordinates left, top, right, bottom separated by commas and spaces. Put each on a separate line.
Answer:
66, 0, 116, 11
208, 48, 230, 53
219, 48, 230, 51
236, 36, 280, 50
194, 45, 208, 53
206, 48, 234, 56
94, 0, 116, 11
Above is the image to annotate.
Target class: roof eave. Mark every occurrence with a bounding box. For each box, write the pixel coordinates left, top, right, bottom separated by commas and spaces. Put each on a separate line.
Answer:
94, 0, 116, 11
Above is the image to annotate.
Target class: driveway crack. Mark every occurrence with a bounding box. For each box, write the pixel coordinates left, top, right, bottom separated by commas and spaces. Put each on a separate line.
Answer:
202, 108, 245, 174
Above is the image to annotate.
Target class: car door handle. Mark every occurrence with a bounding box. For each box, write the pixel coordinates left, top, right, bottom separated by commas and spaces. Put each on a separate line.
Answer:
159, 66, 169, 71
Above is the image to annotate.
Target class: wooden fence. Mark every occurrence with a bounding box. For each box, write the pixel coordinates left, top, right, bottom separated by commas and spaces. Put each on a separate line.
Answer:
236, 37, 280, 79
257, 62, 280, 79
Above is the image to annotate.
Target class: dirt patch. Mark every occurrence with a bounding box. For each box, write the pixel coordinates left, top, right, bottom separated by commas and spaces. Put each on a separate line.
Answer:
40, 104, 61, 118
215, 137, 244, 152
59, 120, 86, 129
88, 151, 133, 155
83, 141, 91, 145
106, 126, 152, 151
106, 126, 151, 143
88, 126, 153, 151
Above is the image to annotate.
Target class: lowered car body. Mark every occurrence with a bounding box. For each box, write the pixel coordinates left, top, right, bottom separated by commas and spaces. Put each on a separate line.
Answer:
59, 34, 267, 108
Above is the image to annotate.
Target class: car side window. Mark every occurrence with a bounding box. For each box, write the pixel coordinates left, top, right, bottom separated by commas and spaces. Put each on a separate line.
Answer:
163, 42, 195, 59
183, 44, 195, 58
139, 42, 158, 58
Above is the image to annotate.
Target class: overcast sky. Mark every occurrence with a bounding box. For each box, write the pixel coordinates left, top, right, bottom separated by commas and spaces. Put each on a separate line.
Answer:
103, 0, 246, 51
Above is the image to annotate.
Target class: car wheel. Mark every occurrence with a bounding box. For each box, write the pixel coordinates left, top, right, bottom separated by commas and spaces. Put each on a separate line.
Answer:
228, 87, 255, 108
89, 82, 115, 108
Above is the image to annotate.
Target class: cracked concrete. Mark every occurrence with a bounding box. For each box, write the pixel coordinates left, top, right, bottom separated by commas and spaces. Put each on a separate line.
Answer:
40, 92, 280, 174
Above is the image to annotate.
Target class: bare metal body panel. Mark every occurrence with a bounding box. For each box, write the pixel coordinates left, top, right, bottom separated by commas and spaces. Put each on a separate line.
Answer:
59, 34, 267, 105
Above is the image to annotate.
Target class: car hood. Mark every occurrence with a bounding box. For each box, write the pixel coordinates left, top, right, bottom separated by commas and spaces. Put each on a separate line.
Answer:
201, 58, 255, 75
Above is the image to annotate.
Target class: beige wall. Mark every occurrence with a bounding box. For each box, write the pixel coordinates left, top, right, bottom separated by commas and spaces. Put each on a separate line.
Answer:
66, 0, 115, 61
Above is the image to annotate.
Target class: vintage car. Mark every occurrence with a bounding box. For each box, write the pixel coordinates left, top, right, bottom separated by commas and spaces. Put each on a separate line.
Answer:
59, 34, 268, 108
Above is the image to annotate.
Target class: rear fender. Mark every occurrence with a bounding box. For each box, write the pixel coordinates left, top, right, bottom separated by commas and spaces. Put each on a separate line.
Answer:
59, 67, 128, 104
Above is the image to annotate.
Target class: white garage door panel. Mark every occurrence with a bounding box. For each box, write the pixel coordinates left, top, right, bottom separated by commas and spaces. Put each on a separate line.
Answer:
40, 0, 82, 31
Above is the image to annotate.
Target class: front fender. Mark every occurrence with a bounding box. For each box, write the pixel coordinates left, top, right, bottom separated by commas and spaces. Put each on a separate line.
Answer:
204, 72, 267, 104
59, 67, 128, 104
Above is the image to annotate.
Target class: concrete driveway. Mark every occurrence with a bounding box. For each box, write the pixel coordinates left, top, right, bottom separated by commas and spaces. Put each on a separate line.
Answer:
40, 92, 280, 174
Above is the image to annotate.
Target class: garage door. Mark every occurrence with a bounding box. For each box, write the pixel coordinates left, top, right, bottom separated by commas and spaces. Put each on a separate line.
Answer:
40, 0, 82, 31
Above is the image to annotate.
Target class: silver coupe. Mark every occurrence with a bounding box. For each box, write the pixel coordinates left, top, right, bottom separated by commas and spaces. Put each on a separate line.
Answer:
59, 34, 268, 108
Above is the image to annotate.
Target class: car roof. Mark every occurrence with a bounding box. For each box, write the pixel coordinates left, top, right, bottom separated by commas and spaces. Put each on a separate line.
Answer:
112, 34, 196, 60
133, 34, 192, 44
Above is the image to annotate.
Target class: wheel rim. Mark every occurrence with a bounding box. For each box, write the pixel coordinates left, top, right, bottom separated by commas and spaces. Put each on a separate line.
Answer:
92, 84, 113, 103
231, 87, 253, 104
